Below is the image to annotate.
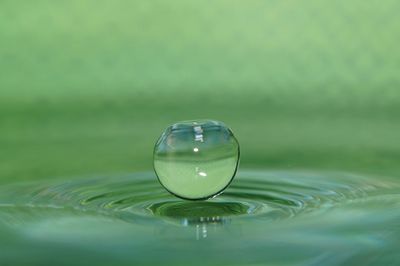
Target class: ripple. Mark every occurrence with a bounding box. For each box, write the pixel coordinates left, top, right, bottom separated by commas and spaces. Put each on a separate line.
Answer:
1, 170, 400, 266
0, 170, 396, 226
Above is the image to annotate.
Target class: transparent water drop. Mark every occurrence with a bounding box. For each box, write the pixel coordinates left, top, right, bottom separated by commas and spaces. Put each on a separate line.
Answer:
153, 120, 240, 200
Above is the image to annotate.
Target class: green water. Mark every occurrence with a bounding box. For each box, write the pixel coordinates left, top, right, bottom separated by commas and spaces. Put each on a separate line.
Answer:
1, 1, 400, 265
0, 170, 399, 265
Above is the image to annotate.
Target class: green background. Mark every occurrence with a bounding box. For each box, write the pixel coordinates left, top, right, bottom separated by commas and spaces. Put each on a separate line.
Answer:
1, 0, 400, 183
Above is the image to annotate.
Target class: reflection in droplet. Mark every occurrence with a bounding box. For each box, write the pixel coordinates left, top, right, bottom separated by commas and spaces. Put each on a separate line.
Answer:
153, 120, 240, 200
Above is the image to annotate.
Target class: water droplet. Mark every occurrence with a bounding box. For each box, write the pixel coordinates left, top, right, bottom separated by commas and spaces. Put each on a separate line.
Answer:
153, 120, 240, 200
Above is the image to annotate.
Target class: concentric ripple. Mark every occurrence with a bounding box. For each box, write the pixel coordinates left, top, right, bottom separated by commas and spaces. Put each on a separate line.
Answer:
0, 170, 397, 226
1, 170, 400, 265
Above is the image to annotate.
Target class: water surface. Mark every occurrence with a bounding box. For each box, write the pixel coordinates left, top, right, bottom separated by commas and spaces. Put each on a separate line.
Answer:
0, 170, 399, 265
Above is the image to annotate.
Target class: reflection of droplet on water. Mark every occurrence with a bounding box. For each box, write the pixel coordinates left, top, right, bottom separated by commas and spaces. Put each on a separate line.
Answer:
153, 120, 240, 200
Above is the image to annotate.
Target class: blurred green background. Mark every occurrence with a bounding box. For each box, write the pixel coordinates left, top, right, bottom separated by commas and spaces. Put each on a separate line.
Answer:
1, 0, 399, 183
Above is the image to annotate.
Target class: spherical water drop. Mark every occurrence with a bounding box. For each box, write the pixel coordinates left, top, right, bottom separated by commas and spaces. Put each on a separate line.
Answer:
153, 120, 240, 200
